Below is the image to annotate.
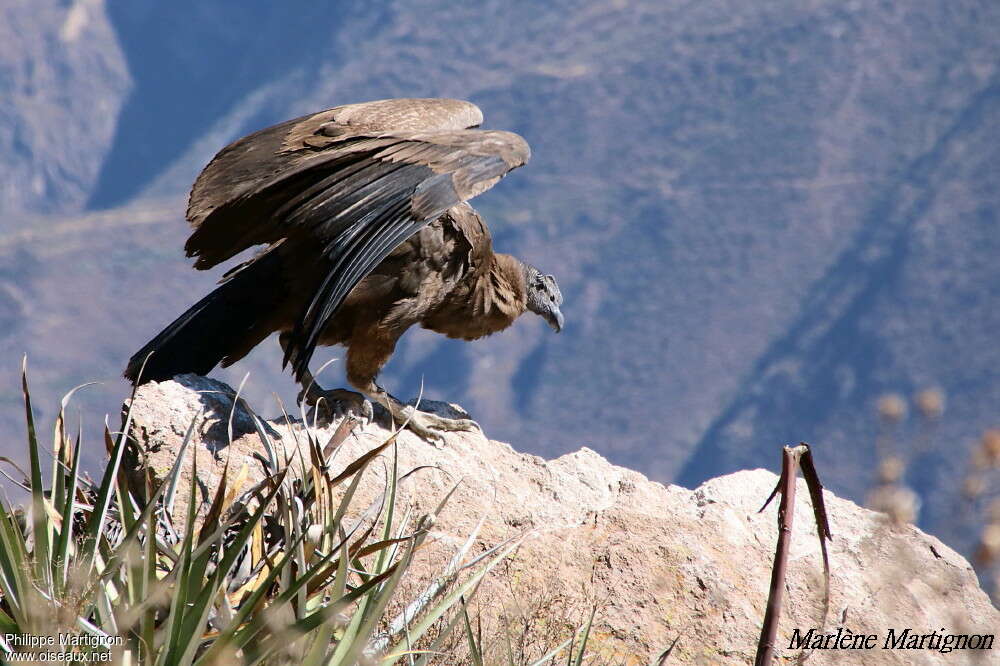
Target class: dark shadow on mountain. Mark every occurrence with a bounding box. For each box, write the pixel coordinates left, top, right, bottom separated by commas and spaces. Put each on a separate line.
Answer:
89, 1, 371, 209
677, 80, 1000, 504
513, 339, 549, 412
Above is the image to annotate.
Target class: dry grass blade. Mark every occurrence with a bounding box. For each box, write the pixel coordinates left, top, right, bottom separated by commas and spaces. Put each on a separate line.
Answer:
652, 633, 680, 665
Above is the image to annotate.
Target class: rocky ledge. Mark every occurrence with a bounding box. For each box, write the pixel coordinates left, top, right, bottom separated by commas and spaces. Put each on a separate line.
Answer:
125, 375, 998, 664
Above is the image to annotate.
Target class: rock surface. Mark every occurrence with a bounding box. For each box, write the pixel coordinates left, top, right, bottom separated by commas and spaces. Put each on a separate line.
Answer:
126, 376, 999, 664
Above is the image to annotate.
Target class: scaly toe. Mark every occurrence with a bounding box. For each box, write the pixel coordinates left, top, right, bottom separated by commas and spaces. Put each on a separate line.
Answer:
397, 406, 480, 445
301, 388, 373, 426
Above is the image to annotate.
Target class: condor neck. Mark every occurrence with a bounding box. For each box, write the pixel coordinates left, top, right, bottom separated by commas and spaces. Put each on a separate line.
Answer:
477, 253, 527, 320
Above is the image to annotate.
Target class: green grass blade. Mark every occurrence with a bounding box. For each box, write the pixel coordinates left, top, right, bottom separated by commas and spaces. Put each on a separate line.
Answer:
300, 615, 336, 666
411, 587, 484, 666
373, 446, 400, 575
141, 474, 158, 664
571, 606, 597, 666
204, 470, 288, 596
241, 560, 402, 665
462, 599, 485, 666
97, 448, 190, 587
528, 634, 579, 666
170, 467, 288, 666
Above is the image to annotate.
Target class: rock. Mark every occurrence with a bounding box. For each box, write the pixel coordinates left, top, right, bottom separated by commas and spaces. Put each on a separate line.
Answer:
125, 376, 999, 663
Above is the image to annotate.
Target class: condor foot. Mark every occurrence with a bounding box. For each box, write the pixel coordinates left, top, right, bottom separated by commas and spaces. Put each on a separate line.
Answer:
299, 386, 374, 424
393, 404, 481, 446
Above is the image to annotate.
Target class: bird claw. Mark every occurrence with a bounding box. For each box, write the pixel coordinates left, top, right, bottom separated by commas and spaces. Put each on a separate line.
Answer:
397, 405, 481, 446
300, 387, 374, 425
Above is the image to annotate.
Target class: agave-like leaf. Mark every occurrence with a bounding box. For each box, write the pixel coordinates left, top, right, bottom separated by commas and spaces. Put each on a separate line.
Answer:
157, 445, 201, 666
164, 411, 202, 522
236, 551, 399, 664
170, 470, 290, 665
194, 451, 230, 548
94, 429, 201, 593
79, 376, 144, 577
0, 606, 18, 636
222, 462, 250, 516
53, 428, 82, 594
375, 447, 401, 572
371, 508, 483, 655
0, 503, 31, 626
330, 525, 350, 609
250, 411, 279, 475
227, 372, 251, 449
382, 537, 523, 661
330, 432, 398, 487
271, 561, 407, 666
51, 382, 98, 519
94, 581, 119, 639
299, 608, 337, 666
191, 534, 305, 666
140, 470, 159, 662
333, 531, 420, 665
21, 358, 52, 590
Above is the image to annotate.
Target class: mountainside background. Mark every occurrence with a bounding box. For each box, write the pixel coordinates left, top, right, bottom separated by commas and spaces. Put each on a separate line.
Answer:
1, 0, 998, 558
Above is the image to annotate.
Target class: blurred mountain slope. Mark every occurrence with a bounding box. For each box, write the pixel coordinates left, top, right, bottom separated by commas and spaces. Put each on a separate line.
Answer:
0, 0, 997, 552
0, 0, 128, 220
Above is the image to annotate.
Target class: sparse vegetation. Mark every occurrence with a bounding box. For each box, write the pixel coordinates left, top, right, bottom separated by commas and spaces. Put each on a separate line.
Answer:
0, 364, 607, 664
868, 387, 1000, 602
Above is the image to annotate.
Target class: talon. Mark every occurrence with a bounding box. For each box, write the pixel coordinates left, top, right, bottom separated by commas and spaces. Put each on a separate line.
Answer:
391, 406, 481, 445
299, 386, 373, 425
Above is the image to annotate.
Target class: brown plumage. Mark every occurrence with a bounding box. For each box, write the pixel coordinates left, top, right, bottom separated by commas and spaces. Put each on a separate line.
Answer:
125, 98, 563, 440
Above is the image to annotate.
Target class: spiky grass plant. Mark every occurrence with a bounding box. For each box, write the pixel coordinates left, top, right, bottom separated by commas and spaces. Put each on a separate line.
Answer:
0, 362, 527, 664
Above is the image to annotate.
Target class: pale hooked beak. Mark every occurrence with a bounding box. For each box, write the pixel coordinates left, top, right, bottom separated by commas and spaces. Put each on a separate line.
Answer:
545, 307, 564, 333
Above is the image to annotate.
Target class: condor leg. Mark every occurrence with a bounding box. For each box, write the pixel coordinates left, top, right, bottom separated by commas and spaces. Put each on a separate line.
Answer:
279, 332, 374, 422
345, 337, 480, 444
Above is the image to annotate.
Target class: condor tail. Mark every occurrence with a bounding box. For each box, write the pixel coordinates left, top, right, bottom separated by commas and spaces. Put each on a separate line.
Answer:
124, 251, 286, 385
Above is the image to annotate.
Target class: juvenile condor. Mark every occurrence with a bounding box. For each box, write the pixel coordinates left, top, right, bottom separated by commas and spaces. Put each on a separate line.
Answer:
125, 98, 563, 441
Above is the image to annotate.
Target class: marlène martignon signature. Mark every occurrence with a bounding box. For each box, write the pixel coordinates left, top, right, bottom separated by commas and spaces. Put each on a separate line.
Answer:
788, 627, 995, 654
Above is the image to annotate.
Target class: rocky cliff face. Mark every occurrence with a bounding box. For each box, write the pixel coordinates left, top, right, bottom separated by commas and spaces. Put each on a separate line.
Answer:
125, 375, 999, 663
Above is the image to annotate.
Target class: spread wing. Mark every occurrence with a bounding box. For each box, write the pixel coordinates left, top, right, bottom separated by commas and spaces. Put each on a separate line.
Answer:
182, 98, 530, 379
